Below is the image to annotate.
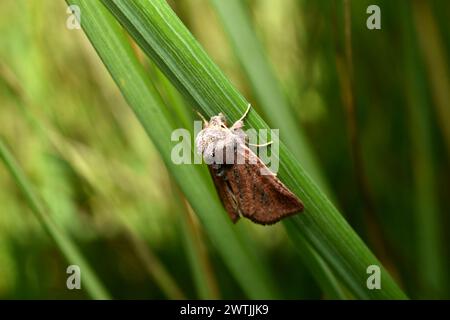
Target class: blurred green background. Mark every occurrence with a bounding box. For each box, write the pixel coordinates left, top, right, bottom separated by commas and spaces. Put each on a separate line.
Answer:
0, 0, 449, 299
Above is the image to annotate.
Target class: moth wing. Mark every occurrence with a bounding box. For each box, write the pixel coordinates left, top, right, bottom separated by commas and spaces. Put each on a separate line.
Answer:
224, 147, 303, 225
208, 166, 241, 223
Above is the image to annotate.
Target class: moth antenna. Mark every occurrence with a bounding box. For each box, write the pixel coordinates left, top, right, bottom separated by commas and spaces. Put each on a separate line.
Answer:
237, 103, 252, 124
231, 103, 252, 130
194, 109, 208, 126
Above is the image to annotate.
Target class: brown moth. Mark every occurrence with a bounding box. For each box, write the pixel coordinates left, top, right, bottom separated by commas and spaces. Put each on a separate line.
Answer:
195, 104, 304, 225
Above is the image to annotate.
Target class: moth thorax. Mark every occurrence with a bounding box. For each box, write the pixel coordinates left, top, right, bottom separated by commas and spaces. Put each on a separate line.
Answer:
196, 128, 226, 154
196, 129, 241, 165
208, 114, 226, 126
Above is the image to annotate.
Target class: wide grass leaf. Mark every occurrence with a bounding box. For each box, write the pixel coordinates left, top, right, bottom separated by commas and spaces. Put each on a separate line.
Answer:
67, 0, 278, 299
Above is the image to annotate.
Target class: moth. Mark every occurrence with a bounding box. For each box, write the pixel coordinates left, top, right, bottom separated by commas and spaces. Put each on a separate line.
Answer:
195, 104, 304, 225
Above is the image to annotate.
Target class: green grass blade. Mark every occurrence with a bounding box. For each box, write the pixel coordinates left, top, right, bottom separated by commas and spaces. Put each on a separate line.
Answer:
148, 64, 216, 298
101, 0, 407, 299
2, 82, 186, 299
177, 196, 220, 299
284, 220, 346, 299
209, 0, 330, 194
412, 1, 450, 157
209, 0, 346, 299
403, 4, 447, 298
67, 0, 278, 299
0, 139, 110, 300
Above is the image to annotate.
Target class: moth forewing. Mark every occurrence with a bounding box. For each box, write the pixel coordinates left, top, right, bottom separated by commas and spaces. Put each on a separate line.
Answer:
229, 146, 303, 224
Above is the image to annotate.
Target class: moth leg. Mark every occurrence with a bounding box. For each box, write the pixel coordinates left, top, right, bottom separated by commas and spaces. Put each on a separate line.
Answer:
248, 141, 273, 147
231, 103, 252, 130
216, 164, 226, 177
224, 180, 241, 223
215, 164, 232, 178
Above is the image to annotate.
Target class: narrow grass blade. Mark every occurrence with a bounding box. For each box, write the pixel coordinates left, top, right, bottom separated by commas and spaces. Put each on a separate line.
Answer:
412, 1, 450, 157
101, 0, 407, 299
67, 0, 278, 299
403, 4, 447, 298
177, 195, 220, 299
0, 139, 110, 300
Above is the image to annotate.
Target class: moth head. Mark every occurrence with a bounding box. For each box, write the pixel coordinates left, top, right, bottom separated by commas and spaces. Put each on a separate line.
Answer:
195, 112, 231, 159
208, 113, 227, 128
